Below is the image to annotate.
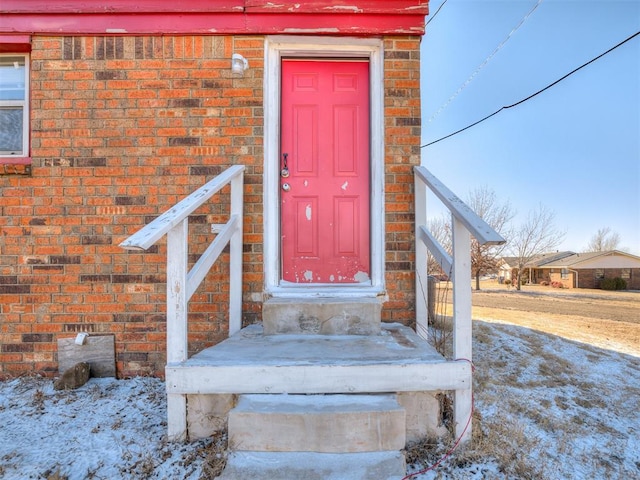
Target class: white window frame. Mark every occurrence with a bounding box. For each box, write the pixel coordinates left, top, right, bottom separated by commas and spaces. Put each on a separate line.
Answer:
263, 36, 385, 299
0, 53, 29, 158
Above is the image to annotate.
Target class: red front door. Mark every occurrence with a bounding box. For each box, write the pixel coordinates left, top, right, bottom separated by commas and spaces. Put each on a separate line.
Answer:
280, 60, 370, 284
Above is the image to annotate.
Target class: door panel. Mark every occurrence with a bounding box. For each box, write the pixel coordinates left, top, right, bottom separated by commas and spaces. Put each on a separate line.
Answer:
334, 196, 359, 255
294, 196, 318, 256
281, 60, 370, 284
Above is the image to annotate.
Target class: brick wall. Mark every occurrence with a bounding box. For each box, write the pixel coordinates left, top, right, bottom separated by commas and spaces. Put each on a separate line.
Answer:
0, 35, 422, 378
382, 37, 422, 324
576, 268, 640, 290
547, 271, 574, 289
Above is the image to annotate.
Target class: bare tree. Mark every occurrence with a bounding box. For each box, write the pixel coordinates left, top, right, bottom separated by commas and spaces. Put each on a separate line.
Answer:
426, 214, 451, 279
509, 204, 565, 291
466, 186, 515, 290
585, 227, 621, 252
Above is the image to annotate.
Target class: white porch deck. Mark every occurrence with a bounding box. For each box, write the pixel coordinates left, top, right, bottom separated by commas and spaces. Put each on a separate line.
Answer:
166, 323, 471, 396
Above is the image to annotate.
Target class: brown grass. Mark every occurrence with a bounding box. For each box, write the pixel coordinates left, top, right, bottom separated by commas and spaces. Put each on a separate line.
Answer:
198, 430, 228, 480
420, 285, 640, 480
437, 281, 640, 356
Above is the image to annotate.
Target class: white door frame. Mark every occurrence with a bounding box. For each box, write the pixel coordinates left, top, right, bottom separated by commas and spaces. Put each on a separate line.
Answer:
263, 35, 385, 298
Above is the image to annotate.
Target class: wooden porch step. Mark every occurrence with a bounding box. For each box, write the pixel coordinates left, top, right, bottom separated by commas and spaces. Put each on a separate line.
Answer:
215, 451, 406, 480
228, 393, 405, 453
166, 323, 471, 395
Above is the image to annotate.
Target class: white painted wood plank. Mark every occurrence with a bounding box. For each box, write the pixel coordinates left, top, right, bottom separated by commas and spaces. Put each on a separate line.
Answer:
186, 215, 238, 301
368, 42, 386, 293
452, 217, 473, 443
229, 175, 244, 335
263, 37, 281, 292
418, 225, 453, 275
414, 176, 429, 342
414, 166, 505, 246
455, 388, 473, 443
452, 217, 472, 362
167, 393, 187, 442
120, 165, 244, 251
166, 220, 189, 364
165, 361, 471, 394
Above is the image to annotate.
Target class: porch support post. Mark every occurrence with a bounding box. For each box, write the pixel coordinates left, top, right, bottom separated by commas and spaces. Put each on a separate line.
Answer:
166, 218, 189, 441
452, 216, 472, 442
414, 174, 428, 342
229, 172, 244, 336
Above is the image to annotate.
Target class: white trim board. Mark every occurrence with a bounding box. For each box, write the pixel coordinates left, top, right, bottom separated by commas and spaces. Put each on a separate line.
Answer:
263, 35, 385, 299
167, 362, 470, 394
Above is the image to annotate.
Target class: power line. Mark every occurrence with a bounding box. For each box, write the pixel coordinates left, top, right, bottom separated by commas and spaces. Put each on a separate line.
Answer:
426, 0, 449, 27
421, 30, 640, 149
426, 0, 544, 125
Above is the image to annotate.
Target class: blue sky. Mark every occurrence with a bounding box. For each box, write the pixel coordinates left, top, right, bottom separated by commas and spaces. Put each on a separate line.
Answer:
420, 0, 640, 255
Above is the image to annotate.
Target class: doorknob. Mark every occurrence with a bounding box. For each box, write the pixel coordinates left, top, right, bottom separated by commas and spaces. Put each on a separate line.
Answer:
282, 183, 291, 192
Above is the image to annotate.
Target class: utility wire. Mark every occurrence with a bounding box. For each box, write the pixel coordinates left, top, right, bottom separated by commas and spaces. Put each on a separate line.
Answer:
426, 0, 449, 27
427, 0, 544, 125
421, 30, 640, 148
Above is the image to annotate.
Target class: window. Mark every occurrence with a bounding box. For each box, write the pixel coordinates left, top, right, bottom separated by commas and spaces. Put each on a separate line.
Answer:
595, 269, 604, 279
621, 269, 631, 279
0, 55, 29, 158
561, 268, 569, 279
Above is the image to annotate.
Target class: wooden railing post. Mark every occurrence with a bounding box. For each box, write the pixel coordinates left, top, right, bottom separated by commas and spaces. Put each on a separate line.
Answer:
120, 165, 246, 443
229, 172, 244, 336
414, 173, 429, 342
413, 165, 505, 446
452, 216, 473, 443
166, 218, 189, 441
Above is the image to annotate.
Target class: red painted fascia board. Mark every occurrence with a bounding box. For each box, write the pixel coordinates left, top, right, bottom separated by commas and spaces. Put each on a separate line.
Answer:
244, 1, 429, 15
0, 0, 246, 14
0, 13, 427, 36
2, 0, 428, 15
0, 34, 31, 52
0, 13, 248, 36
0, 1, 429, 36
245, 13, 427, 36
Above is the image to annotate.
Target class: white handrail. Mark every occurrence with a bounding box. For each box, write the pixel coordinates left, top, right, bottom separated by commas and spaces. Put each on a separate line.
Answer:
417, 224, 452, 275
119, 165, 245, 442
186, 215, 239, 301
120, 165, 245, 251
414, 166, 505, 246
414, 165, 505, 445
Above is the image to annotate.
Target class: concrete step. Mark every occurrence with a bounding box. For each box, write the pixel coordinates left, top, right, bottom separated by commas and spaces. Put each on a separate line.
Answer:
228, 394, 405, 453
215, 451, 406, 480
262, 297, 382, 335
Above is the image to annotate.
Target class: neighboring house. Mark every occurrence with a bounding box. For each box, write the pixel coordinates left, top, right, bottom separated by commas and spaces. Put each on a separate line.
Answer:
0, 1, 429, 378
499, 251, 640, 289
497, 257, 515, 283
532, 250, 640, 290
497, 251, 574, 285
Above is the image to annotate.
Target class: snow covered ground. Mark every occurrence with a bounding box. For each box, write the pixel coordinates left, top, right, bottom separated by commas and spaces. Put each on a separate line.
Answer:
1, 320, 638, 479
